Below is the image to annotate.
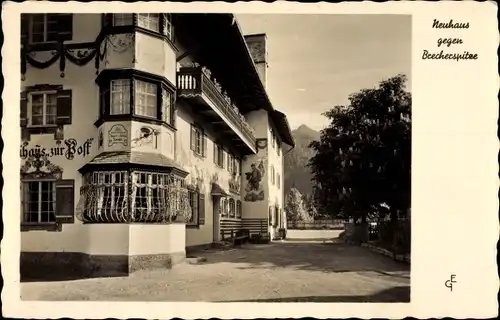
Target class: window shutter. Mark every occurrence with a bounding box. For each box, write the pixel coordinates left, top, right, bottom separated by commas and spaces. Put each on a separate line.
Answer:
222, 150, 226, 169
21, 14, 28, 43
57, 14, 73, 41
55, 179, 75, 223
190, 125, 196, 151
268, 207, 272, 226
202, 133, 207, 158
56, 89, 72, 125
198, 192, 205, 225
20, 91, 28, 127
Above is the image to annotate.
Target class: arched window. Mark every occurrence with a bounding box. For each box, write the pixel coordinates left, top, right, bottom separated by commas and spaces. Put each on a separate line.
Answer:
229, 198, 235, 218
236, 200, 242, 219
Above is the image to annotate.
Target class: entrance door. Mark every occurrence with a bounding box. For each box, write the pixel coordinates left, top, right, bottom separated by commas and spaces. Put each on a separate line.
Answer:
212, 197, 220, 243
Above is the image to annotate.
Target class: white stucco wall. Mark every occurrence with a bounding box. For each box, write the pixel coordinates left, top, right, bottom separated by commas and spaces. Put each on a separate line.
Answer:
21, 18, 101, 252
176, 100, 244, 247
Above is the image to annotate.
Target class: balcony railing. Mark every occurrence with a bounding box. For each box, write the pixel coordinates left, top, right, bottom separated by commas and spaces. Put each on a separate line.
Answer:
177, 66, 256, 147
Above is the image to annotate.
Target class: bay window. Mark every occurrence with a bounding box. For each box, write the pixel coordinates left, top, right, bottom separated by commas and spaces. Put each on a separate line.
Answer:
96, 70, 176, 128
104, 13, 174, 42
81, 170, 191, 223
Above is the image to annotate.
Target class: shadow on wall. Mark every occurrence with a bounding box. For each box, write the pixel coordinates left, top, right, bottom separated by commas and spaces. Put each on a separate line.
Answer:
196, 242, 410, 275
223, 286, 410, 303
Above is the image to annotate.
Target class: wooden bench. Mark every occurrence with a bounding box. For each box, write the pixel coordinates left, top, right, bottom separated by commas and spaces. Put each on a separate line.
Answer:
220, 229, 250, 246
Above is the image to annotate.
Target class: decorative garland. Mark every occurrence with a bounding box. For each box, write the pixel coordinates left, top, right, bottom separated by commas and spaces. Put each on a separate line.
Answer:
21, 33, 136, 80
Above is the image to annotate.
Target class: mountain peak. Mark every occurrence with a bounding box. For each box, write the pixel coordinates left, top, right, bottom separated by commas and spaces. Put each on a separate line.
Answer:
293, 124, 320, 140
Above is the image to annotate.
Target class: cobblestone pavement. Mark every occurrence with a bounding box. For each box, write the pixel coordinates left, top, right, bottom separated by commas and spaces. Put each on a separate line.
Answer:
21, 241, 410, 302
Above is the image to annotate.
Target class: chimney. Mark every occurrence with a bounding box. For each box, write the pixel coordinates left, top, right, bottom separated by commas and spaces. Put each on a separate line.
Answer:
244, 33, 268, 89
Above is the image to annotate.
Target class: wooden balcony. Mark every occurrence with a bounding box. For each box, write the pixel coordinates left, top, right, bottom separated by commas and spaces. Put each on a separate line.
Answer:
177, 66, 257, 154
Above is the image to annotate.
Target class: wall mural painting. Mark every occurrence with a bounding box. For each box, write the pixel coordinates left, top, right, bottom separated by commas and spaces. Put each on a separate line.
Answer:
189, 166, 206, 193
132, 126, 158, 148
244, 159, 265, 202
228, 174, 241, 194
21, 152, 63, 180
108, 124, 128, 147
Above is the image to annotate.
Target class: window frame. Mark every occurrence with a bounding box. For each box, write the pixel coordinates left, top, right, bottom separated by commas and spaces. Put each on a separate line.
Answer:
191, 126, 204, 157
187, 187, 199, 226
21, 179, 57, 224
110, 79, 131, 115
137, 13, 161, 33
28, 14, 59, 44
215, 144, 225, 168
112, 13, 134, 27
134, 79, 158, 119
28, 90, 58, 127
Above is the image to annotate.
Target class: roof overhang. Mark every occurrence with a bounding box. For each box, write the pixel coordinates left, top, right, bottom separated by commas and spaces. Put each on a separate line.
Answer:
173, 13, 295, 148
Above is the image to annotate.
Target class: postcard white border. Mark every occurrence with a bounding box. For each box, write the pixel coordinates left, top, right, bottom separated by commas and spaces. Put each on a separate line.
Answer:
2, 1, 499, 318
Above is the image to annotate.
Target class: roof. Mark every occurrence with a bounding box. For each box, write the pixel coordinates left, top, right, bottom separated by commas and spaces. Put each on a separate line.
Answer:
173, 14, 295, 148
79, 151, 188, 176
211, 183, 229, 197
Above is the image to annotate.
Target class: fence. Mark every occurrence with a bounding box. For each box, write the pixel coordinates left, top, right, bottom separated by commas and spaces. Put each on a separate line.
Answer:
286, 219, 348, 230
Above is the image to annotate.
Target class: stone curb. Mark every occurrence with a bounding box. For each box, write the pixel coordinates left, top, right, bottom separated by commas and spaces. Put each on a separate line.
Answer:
361, 243, 411, 264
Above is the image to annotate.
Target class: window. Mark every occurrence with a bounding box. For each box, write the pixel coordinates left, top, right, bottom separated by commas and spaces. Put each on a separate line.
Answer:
162, 88, 172, 125
190, 125, 206, 157
163, 13, 173, 40
29, 14, 59, 43
236, 200, 242, 218
82, 171, 189, 223
84, 172, 128, 222
277, 173, 281, 189
113, 13, 133, 26
23, 14, 72, 44
110, 79, 131, 115
30, 92, 57, 126
277, 141, 281, 156
219, 198, 228, 217
229, 198, 236, 218
98, 73, 175, 127
187, 188, 199, 226
22, 180, 56, 223
21, 178, 75, 229
134, 80, 157, 118
271, 130, 277, 149
227, 153, 234, 174
138, 14, 160, 32
270, 166, 275, 185
235, 158, 241, 175
214, 144, 224, 168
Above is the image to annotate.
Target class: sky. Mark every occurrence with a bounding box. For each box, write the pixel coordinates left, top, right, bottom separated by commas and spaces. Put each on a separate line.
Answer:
236, 14, 412, 131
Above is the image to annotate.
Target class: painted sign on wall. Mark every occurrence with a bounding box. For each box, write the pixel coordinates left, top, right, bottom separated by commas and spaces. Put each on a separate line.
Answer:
20, 138, 94, 161
108, 124, 129, 147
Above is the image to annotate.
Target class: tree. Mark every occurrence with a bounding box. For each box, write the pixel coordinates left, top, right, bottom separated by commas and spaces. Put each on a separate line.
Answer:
284, 187, 312, 223
308, 74, 411, 223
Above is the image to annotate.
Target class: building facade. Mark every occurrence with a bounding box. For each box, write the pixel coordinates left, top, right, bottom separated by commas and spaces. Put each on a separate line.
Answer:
19, 13, 295, 278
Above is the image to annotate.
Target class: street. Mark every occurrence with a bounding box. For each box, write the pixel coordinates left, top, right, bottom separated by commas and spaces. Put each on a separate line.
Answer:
22, 241, 410, 302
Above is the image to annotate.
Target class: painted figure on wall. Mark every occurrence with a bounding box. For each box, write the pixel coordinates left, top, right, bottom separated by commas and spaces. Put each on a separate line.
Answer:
244, 160, 265, 202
